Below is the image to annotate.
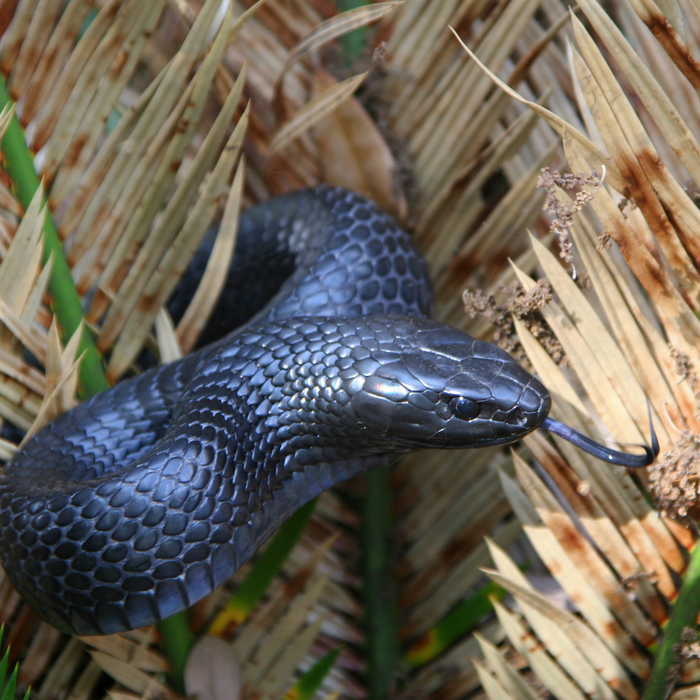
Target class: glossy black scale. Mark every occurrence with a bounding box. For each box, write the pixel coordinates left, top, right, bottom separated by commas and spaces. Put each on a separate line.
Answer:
0, 187, 550, 635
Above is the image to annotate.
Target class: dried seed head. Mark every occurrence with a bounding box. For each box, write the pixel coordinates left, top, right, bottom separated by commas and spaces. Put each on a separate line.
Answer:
537, 167, 602, 265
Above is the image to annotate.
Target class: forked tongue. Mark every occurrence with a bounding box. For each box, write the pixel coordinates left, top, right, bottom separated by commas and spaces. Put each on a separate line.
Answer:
540, 415, 659, 468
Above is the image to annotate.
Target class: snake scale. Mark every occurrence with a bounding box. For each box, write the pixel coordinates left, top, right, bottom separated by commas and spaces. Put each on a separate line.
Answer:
0, 187, 655, 636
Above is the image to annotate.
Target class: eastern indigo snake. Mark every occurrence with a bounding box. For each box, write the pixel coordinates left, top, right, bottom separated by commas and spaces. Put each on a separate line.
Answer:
0, 187, 656, 636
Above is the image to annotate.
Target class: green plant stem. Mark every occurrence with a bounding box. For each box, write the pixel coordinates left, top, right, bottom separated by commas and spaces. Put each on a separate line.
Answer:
0, 78, 108, 398
643, 542, 700, 699
335, 0, 369, 60
157, 613, 193, 693
361, 466, 399, 699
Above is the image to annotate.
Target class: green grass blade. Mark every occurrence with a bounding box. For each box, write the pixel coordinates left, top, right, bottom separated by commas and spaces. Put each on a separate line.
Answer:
404, 580, 508, 668
284, 647, 342, 700
158, 612, 194, 694
0, 664, 17, 700
0, 648, 8, 688
643, 541, 700, 699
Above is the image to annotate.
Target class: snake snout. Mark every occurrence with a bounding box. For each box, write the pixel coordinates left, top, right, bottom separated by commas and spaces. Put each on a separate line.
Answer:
437, 362, 551, 447
344, 321, 552, 449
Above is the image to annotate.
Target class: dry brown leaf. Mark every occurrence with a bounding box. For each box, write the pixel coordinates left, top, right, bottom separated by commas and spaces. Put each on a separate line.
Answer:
563, 133, 700, 364
33, 0, 131, 173
571, 18, 700, 292
500, 464, 649, 677
43, 1, 168, 200
491, 598, 588, 700
90, 651, 175, 699
80, 635, 167, 674
105, 102, 249, 380
177, 156, 246, 353
485, 563, 638, 700
269, 72, 368, 157
21, 349, 83, 444
94, 80, 248, 356
227, 534, 338, 647
274, 1, 401, 106
0, 438, 16, 461
576, 0, 700, 183
0, 0, 41, 82
312, 69, 401, 216
255, 615, 326, 700
19, 0, 93, 125
244, 575, 329, 685
513, 454, 656, 648
71, 6, 240, 299
155, 309, 183, 364
628, 0, 700, 90
449, 27, 626, 193
474, 633, 538, 700
485, 540, 622, 700
0, 103, 15, 141
472, 657, 516, 700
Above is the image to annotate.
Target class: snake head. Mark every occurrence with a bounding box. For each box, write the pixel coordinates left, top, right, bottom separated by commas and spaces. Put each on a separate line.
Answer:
343, 317, 551, 449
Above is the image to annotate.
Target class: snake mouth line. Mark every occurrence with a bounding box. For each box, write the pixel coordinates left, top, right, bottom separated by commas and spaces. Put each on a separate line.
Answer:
540, 416, 659, 468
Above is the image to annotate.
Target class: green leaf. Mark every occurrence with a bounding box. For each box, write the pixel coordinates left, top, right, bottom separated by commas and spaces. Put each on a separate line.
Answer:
0, 664, 18, 700
0, 648, 9, 687
404, 580, 508, 667
158, 612, 194, 694
285, 647, 342, 700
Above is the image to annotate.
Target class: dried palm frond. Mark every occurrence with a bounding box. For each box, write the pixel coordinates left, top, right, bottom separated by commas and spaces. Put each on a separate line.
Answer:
2, 0, 700, 699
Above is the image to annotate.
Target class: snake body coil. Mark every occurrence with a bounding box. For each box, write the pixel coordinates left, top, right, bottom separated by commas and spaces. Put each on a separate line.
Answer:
0, 188, 650, 636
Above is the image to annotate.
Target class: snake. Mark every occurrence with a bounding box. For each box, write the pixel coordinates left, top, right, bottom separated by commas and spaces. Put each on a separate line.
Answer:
0, 187, 657, 636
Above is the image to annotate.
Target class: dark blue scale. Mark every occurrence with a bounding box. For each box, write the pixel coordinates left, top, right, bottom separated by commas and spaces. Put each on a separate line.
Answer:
0, 186, 554, 636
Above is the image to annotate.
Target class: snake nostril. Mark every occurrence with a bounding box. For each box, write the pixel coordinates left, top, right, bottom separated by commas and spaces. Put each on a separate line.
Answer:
511, 408, 527, 426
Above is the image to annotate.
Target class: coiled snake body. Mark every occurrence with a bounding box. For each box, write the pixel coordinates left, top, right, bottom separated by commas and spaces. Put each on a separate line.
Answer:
0, 187, 652, 636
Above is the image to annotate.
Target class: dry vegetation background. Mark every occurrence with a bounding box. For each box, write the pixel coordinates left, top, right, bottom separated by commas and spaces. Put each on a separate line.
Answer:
0, 0, 700, 698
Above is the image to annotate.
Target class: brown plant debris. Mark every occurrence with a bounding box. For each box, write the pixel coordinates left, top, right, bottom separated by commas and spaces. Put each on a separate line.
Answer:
665, 627, 700, 696
617, 197, 637, 215
670, 345, 700, 417
668, 345, 700, 400
648, 431, 700, 522
683, 179, 700, 209
596, 232, 613, 251
537, 167, 602, 264
677, 628, 700, 660
575, 272, 592, 291
463, 280, 567, 366
617, 570, 658, 591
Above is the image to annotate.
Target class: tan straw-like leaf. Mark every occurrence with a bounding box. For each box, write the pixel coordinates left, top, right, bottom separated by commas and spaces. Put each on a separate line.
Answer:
269, 72, 368, 157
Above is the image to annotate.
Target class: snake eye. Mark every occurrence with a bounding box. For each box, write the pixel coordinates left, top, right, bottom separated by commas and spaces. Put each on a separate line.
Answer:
448, 396, 480, 421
